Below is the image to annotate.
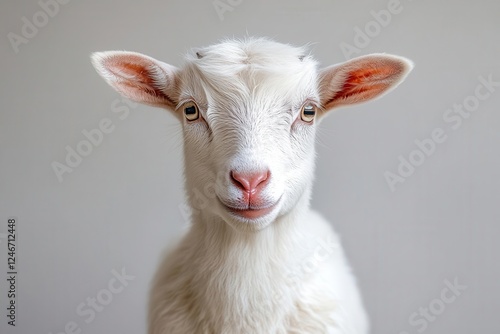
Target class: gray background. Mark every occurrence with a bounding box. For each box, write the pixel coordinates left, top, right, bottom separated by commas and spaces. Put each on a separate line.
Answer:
1, 0, 499, 333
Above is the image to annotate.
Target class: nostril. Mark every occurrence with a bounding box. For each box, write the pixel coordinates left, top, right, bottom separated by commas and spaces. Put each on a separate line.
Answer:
231, 170, 270, 193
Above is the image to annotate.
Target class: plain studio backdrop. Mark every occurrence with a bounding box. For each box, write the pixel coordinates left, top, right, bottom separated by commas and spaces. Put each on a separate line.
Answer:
1, 1, 499, 333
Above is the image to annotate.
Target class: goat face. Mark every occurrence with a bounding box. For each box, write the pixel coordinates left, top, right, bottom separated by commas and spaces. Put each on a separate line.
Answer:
91, 38, 413, 232
179, 47, 321, 230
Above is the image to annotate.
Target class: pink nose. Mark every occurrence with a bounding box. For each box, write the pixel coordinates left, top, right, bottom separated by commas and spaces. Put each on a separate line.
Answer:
231, 170, 270, 194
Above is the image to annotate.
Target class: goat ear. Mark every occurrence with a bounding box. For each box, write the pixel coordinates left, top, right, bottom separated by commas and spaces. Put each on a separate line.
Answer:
91, 51, 179, 110
319, 54, 413, 111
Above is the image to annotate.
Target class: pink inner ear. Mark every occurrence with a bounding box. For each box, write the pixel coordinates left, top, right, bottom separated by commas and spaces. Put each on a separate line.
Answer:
110, 60, 148, 80
324, 59, 407, 109
105, 57, 154, 85
103, 55, 176, 106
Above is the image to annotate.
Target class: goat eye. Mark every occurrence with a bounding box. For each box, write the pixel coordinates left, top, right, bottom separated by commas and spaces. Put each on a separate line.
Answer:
183, 102, 199, 121
301, 104, 316, 123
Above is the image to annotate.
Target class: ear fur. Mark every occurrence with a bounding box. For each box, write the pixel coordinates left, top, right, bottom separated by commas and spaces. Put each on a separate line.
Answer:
319, 54, 413, 111
91, 51, 180, 110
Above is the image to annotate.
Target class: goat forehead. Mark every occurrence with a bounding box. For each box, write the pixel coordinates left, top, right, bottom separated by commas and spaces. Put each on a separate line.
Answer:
180, 38, 319, 103
188, 37, 316, 70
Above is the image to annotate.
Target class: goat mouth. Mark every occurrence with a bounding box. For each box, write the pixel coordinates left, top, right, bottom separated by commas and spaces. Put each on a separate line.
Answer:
228, 205, 275, 220
218, 197, 279, 220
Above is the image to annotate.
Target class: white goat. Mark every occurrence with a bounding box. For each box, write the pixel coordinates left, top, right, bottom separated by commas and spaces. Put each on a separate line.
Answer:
91, 37, 412, 334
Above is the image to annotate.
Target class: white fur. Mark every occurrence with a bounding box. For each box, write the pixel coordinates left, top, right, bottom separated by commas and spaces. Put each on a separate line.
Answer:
91, 37, 413, 334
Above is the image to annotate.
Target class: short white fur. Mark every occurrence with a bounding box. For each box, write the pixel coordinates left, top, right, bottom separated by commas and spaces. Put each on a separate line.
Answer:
91, 37, 413, 334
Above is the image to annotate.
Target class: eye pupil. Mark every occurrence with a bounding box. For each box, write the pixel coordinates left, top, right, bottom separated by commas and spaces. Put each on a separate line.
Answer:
185, 106, 197, 115
303, 106, 315, 116
301, 104, 316, 123
182, 102, 200, 121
